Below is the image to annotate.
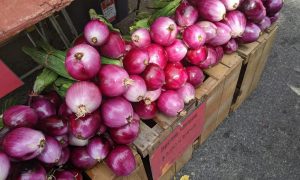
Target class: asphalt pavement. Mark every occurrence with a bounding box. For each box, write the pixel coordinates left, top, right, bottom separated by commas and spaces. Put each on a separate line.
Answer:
177, 1, 300, 179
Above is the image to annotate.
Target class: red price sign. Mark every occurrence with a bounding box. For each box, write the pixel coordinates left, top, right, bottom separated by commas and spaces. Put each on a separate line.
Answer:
100, 0, 116, 22
150, 103, 205, 180
0, 60, 23, 98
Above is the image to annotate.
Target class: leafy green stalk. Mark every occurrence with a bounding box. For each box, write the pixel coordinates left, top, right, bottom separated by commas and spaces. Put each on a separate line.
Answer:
53, 77, 75, 97
33, 68, 58, 94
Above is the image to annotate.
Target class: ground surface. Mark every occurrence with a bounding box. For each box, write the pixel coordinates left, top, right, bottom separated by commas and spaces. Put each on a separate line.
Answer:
177, 1, 300, 179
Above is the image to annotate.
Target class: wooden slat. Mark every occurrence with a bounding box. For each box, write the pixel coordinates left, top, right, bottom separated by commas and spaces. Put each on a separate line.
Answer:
237, 41, 260, 63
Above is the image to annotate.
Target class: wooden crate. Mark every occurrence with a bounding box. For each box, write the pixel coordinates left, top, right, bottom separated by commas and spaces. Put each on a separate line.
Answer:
230, 25, 279, 112
86, 149, 148, 180
195, 54, 243, 144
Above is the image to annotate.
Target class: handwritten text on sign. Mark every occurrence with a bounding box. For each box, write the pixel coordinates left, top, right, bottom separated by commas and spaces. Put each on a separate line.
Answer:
150, 103, 205, 180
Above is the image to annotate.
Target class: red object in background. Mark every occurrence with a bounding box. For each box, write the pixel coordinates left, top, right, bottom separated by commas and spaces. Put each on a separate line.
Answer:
101, 0, 117, 22
0, 60, 23, 98
150, 103, 206, 180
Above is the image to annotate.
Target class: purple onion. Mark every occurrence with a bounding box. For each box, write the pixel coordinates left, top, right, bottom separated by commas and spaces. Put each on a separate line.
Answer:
197, 0, 226, 22
58, 102, 73, 118
165, 39, 188, 63
0, 151, 10, 180
97, 124, 107, 135
3, 105, 38, 128
183, 25, 206, 49
238, 22, 261, 43
57, 147, 70, 166
186, 46, 208, 65
240, 0, 266, 23
220, 0, 240, 10
199, 47, 218, 69
100, 32, 126, 59
69, 111, 101, 139
133, 101, 157, 120
3, 127, 45, 160
44, 91, 62, 109
208, 22, 232, 46
55, 134, 69, 148
177, 83, 196, 104
143, 88, 162, 104
146, 44, 168, 69
215, 46, 224, 62
13, 161, 47, 180
223, 10, 246, 38
142, 63, 166, 91
157, 90, 185, 117
54, 170, 83, 180
123, 48, 149, 75
84, 19, 109, 46
65, 44, 101, 81
106, 145, 136, 176
270, 12, 280, 23
257, 16, 271, 31
186, 66, 205, 87
69, 133, 89, 146
71, 147, 97, 169
175, 1, 199, 27
37, 136, 62, 164
150, 17, 178, 46
123, 75, 147, 102
31, 97, 56, 120
223, 39, 238, 54
87, 136, 111, 161
131, 28, 151, 48
37, 115, 68, 136
264, 0, 283, 16
196, 21, 218, 42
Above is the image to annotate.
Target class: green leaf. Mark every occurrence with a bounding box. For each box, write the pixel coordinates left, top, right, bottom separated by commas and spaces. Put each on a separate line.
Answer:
130, 18, 150, 34
54, 77, 74, 97
33, 68, 58, 94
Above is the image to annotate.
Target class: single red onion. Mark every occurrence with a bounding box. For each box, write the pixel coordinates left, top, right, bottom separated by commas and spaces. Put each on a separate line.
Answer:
133, 101, 157, 120
143, 88, 162, 104
270, 12, 280, 23
164, 63, 188, 90
183, 25, 206, 49
220, 0, 240, 11
98, 64, 132, 97
186, 46, 208, 65
196, 21, 218, 42
84, 19, 109, 46
37, 115, 68, 136
65, 44, 101, 80
131, 28, 151, 48
264, 0, 283, 16
58, 102, 73, 118
97, 124, 107, 135
238, 22, 261, 43
100, 32, 126, 59
13, 161, 47, 180
123, 75, 147, 102
73, 35, 89, 46
57, 147, 70, 166
199, 47, 218, 69
54, 170, 83, 180
223, 39, 238, 54
175, 1, 199, 27
223, 10, 246, 38
146, 44, 168, 69
66, 81, 102, 117
106, 145, 136, 176
257, 16, 271, 31
165, 39, 188, 63
3, 127, 45, 160
186, 66, 205, 87
69, 111, 101, 139
157, 90, 185, 117
142, 63, 165, 90
215, 46, 224, 62
37, 136, 62, 164
3, 105, 38, 128
123, 48, 149, 75
101, 97, 134, 128
70, 147, 97, 169
0, 151, 10, 180
208, 22, 232, 46
44, 91, 62, 109
69, 133, 89, 146
177, 83, 196, 104
240, 0, 266, 23
31, 97, 56, 120
87, 136, 111, 161
197, 0, 226, 22
55, 134, 69, 148
150, 17, 178, 46
109, 113, 140, 145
